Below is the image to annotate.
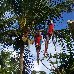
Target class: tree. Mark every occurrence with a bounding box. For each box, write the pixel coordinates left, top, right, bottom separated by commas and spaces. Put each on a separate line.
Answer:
51, 27, 74, 73
0, 50, 19, 74
0, 0, 74, 74
67, 20, 74, 39
51, 32, 73, 74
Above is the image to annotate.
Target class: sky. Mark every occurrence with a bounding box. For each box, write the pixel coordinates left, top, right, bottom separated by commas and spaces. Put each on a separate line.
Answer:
30, 37, 62, 74
0, 5, 74, 74
54, 11, 74, 30
29, 11, 74, 74
0, 34, 74, 74
29, 36, 74, 74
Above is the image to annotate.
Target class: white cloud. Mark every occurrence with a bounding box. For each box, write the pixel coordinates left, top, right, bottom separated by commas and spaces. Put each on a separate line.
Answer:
32, 60, 51, 74
33, 61, 41, 71
1, 37, 73, 74
30, 37, 73, 74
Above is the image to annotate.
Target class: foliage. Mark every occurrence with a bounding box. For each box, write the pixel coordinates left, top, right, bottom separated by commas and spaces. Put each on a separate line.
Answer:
0, 0, 74, 74
0, 50, 19, 74
0, 0, 73, 50
52, 28, 74, 74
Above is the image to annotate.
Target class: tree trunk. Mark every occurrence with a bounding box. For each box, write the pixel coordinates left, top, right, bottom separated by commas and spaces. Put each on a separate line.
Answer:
67, 20, 74, 40
19, 44, 24, 74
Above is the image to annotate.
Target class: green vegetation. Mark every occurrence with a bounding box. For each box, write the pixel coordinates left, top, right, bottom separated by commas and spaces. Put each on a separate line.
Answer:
0, 0, 74, 74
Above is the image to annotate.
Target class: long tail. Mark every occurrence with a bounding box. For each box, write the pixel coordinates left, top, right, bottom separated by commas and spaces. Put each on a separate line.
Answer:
44, 40, 48, 55
37, 49, 40, 65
